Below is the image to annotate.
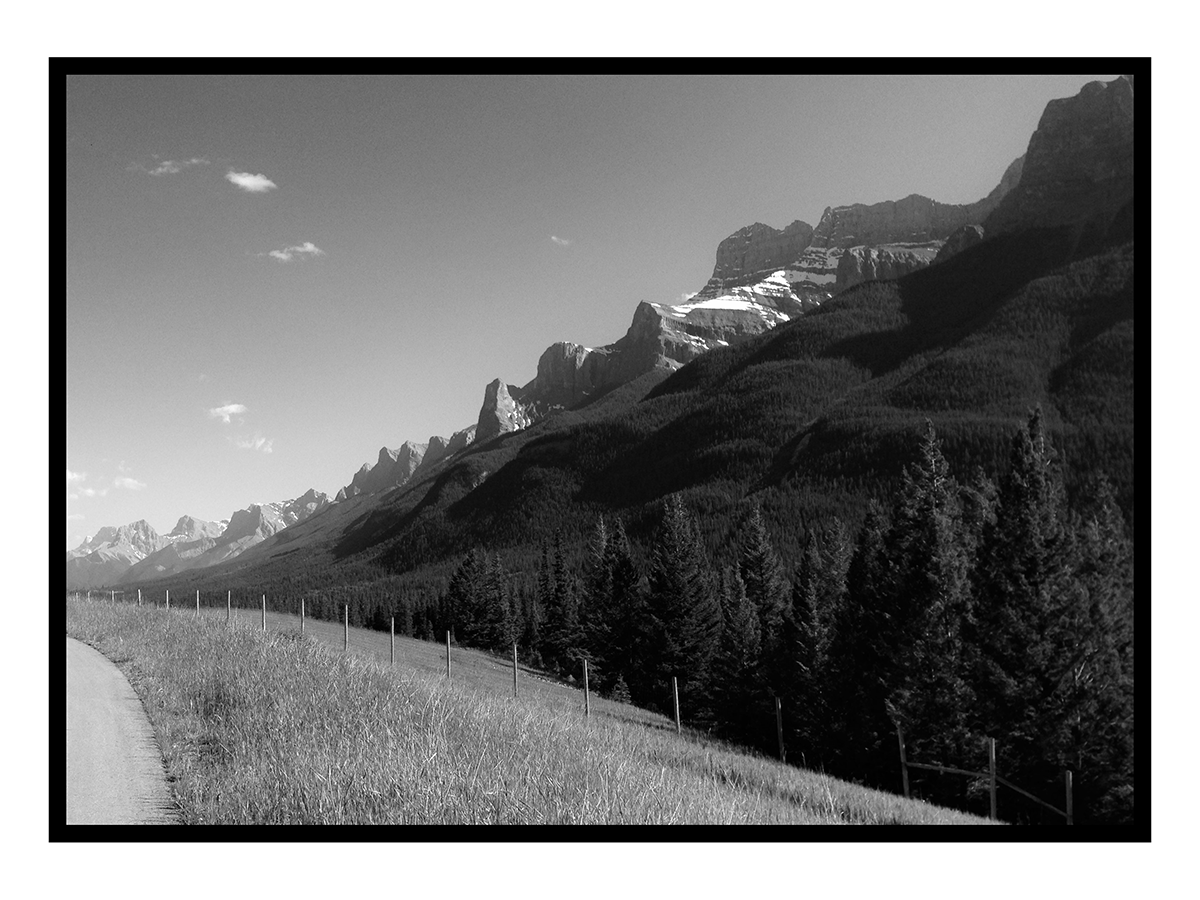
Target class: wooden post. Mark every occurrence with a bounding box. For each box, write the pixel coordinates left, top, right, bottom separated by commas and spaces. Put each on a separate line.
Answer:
446, 631, 451, 679
227, 591, 231, 624
300, 598, 305, 634
1065, 770, 1074, 825
584, 659, 591, 718
390, 616, 395, 665
111, 590, 115, 604
261, 595, 266, 632
512, 642, 518, 698
988, 737, 998, 821
165, 589, 169, 611
775, 696, 786, 763
672, 676, 681, 734
196, 589, 200, 617
896, 722, 910, 799
344, 604, 349, 653
138, 589, 141, 607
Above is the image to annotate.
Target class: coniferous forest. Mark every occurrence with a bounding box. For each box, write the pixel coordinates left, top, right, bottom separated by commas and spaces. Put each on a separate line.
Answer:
420, 411, 1133, 825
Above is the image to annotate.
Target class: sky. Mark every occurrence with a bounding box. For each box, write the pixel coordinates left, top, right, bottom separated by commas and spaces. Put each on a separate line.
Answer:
64, 73, 1119, 549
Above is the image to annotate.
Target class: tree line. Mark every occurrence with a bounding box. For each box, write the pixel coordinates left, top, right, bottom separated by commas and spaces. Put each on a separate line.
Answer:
429, 409, 1134, 825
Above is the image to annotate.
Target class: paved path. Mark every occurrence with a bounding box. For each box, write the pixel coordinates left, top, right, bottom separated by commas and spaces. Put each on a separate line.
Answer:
65, 637, 177, 825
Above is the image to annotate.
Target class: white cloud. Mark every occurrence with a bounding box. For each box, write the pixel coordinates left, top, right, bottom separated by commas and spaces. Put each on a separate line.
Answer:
114, 476, 147, 491
235, 435, 274, 454
67, 514, 85, 521
550, 235, 572, 247
208, 403, 248, 424
226, 170, 278, 193
67, 469, 86, 484
74, 487, 108, 499
266, 241, 325, 263
148, 157, 208, 176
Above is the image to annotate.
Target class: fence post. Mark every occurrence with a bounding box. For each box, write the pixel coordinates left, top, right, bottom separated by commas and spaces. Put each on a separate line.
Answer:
390, 616, 395, 665
446, 631, 451, 679
988, 737, 998, 821
227, 591, 231, 624
138, 589, 142, 607
672, 676, 681, 734
166, 589, 169, 611
584, 659, 591, 718
262, 595, 266, 632
300, 598, 304, 634
1065, 770, 1073, 825
344, 604, 349, 653
775, 696, 786, 763
196, 590, 200, 618
896, 722, 910, 799
513, 642, 518, 698
111, 590, 114, 604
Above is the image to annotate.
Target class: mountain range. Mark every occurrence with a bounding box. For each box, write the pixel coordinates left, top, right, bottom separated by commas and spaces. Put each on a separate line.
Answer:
66, 491, 329, 590
69, 75, 1136, 598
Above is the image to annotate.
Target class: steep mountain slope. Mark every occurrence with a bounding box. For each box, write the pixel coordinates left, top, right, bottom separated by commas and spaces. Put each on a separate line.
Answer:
135, 224, 1134, 607
986, 74, 1133, 243
335, 426, 477, 501
321, 154, 1025, 497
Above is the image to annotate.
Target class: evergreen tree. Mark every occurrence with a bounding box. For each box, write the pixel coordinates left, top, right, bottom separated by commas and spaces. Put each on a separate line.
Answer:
970, 409, 1069, 729
603, 516, 645, 694
824, 502, 892, 780
712, 566, 766, 748
1063, 471, 1134, 823
443, 548, 487, 643
644, 494, 722, 718
739, 503, 790, 660
582, 515, 614, 676
969, 409, 1091, 820
773, 532, 823, 767
816, 516, 852, 660
544, 531, 585, 675
884, 421, 973, 792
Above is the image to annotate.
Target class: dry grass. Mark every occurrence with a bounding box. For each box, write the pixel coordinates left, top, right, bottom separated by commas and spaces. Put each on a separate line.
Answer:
65, 597, 995, 825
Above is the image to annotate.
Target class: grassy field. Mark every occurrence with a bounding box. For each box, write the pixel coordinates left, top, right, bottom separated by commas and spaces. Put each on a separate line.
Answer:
64, 596, 996, 825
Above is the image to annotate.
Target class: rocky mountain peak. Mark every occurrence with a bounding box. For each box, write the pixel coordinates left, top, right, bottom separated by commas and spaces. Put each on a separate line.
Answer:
476, 378, 532, 442
984, 75, 1133, 239
698, 219, 815, 297
167, 515, 225, 542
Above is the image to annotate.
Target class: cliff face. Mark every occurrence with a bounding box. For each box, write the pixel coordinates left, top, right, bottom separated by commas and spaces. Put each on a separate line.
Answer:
341, 442, 427, 497
473, 275, 806, 438
469, 152, 1028, 443
476, 379, 534, 441
696, 220, 815, 296
835, 243, 942, 291
933, 224, 986, 265
813, 191, 991, 250
985, 75, 1133, 238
